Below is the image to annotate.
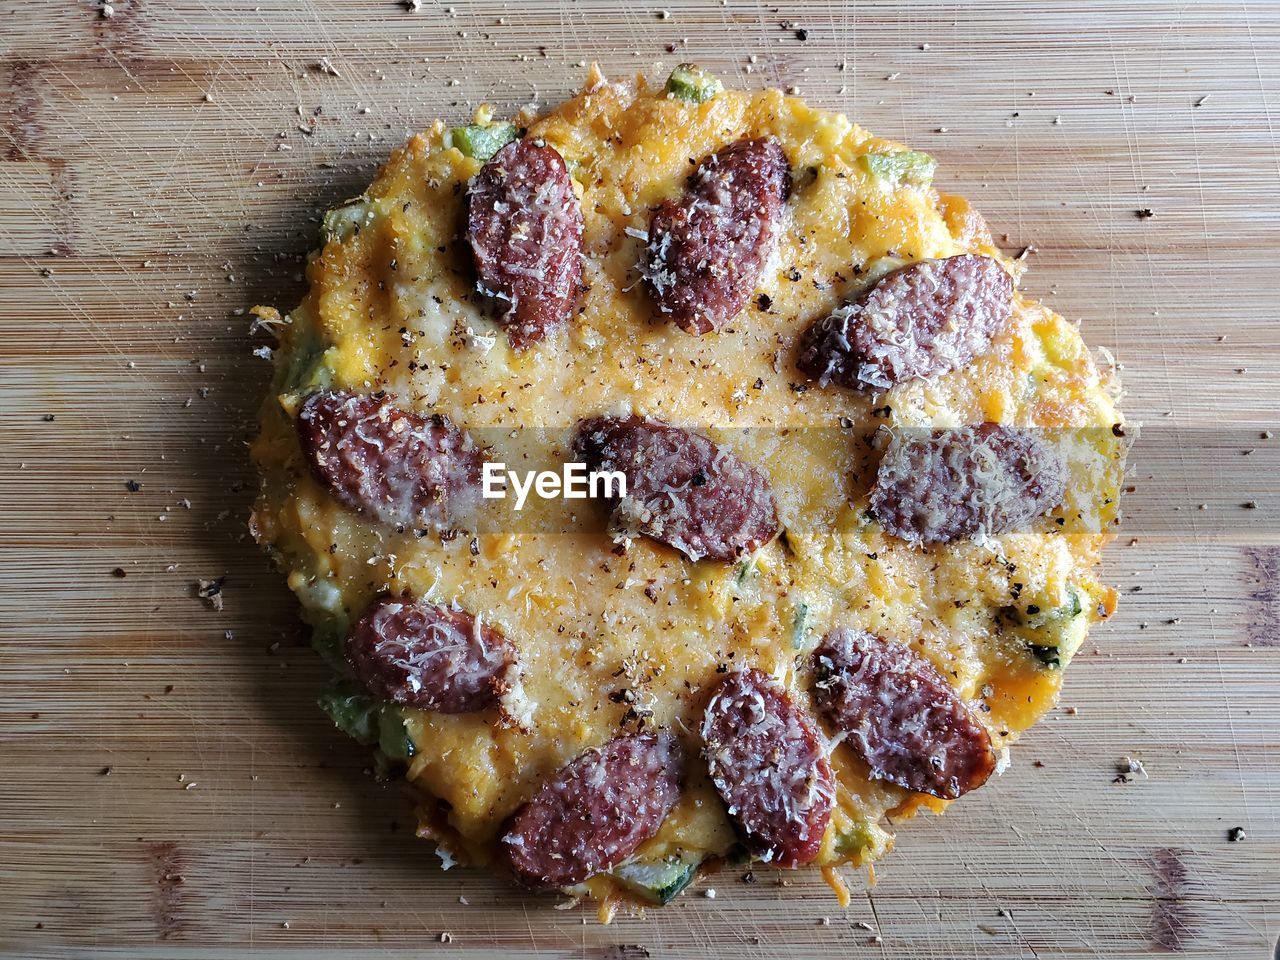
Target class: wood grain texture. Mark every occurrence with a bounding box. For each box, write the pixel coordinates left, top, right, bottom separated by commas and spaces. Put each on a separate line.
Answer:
1, 1, 1277, 958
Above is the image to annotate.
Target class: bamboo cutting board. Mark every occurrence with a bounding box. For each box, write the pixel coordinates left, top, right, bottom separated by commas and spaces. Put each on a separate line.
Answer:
1, 2, 1278, 958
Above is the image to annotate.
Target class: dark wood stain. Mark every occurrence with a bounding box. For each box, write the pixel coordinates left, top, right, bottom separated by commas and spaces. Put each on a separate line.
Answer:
4, 59, 42, 161
1147, 847, 1196, 952
1247, 547, 1279, 646
146, 840, 186, 941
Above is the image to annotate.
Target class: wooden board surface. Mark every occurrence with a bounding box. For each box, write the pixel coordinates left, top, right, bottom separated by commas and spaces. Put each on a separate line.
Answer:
2, 2, 1278, 957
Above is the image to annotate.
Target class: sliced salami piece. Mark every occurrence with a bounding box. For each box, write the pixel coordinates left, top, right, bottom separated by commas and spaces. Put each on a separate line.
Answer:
296, 390, 483, 532
701, 669, 834, 867
467, 138, 584, 348
498, 732, 682, 889
346, 597, 515, 713
870, 422, 1066, 545
645, 137, 790, 334
811, 628, 995, 800
573, 416, 779, 562
797, 254, 1012, 391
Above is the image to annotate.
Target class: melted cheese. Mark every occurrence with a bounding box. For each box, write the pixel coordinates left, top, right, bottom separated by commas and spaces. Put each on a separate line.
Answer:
251, 68, 1122, 901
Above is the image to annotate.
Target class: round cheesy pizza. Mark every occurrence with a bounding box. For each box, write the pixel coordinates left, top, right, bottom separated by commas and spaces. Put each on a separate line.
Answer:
250, 64, 1125, 916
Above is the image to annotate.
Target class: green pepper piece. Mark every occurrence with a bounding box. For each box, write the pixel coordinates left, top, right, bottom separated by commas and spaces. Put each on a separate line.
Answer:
859, 149, 937, 188
665, 64, 723, 104
449, 122, 518, 161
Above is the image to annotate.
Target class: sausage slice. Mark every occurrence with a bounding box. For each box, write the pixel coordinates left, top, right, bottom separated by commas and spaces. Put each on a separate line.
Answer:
646, 137, 790, 334
811, 629, 995, 799
498, 732, 682, 888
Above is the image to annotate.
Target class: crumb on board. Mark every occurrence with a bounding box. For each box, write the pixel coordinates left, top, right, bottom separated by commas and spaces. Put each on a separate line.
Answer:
195, 578, 225, 612
1114, 756, 1148, 783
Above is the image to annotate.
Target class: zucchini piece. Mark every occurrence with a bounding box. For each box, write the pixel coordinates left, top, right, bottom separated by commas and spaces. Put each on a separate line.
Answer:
1027, 642, 1063, 669
1000, 587, 1087, 669
612, 857, 699, 905
307, 621, 348, 672
665, 64, 723, 104
791, 601, 811, 649
377, 704, 416, 761
317, 681, 415, 759
317, 681, 380, 744
448, 121, 518, 162
321, 195, 380, 244
279, 343, 335, 396
1025, 588, 1083, 631
858, 149, 937, 188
